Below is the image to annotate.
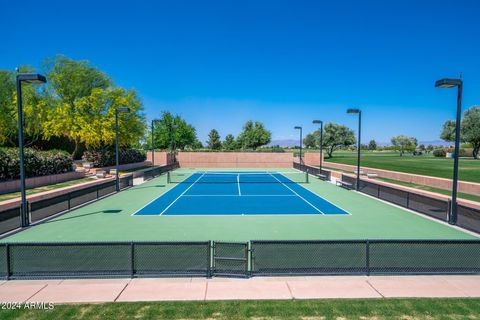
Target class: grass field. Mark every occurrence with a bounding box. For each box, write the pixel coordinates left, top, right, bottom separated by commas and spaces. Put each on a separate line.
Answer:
2, 299, 480, 320
377, 176, 480, 203
0, 177, 94, 202
323, 151, 480, 183
1, 168, 475, 243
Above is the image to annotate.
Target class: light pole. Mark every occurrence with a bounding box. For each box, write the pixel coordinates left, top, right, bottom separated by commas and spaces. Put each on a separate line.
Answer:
170, 124, 178, 152
16, 73, 46, 228
435, 78, 463, 224
347, 108, 362, 191
151, 119, 160, 166
294, 126, 303, 164
115, 107, 130, 192
312, 120, 323, 173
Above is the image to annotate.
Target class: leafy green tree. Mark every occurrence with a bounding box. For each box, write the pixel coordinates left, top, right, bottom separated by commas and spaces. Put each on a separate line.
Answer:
152, 111, 197, 150
440, 106, 480, 159
42, 55, 112, 158
0, 68, 48, 146
222, 134, 237, 150
191, 138, 204, 150
207, 129, 222, 150
237, 121, 271, 150
303, 133, 317, 148
391, 135, 417, 156
460, 107, 480, 159
426, 145, 434, 153
368, 139, 377, 150
322, 123, 356, 158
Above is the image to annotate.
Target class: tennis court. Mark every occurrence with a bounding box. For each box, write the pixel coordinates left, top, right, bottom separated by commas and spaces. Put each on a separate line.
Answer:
0, 168, 477, 242
134, 171, 348, 216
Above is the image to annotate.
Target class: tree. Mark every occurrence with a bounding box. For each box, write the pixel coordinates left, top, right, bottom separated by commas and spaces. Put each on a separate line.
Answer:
237, 121, 271, 150
391, 135, 417, 156
426, 145, 434, 153
303, 133, 317, 149
440, 106, 480, 159
152, 111, 197, 150
207, 129, 222, 150
222, 134, 237, 150
368, 139, 377, 150
322, 123, 356, 158
42, 55, 112, 158
0, 68, 48, 147
461, 107, 480, 159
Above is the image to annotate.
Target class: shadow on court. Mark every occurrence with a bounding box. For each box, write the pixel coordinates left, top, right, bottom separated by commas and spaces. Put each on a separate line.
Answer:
44, 209, 123, 224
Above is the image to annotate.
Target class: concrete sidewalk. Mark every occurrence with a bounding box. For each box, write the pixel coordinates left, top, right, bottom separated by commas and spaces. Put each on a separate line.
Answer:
1, 276, 480, 304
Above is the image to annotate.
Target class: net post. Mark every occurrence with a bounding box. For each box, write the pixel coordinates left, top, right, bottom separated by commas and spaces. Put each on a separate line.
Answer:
306, 169, 309, 183
167, 172, 171, 184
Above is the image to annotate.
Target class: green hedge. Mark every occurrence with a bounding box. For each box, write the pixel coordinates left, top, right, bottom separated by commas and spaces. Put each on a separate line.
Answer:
0, 148, 73, 181
82, 149, 147, 167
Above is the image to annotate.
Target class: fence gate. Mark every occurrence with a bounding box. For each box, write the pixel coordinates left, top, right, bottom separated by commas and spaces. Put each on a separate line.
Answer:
212, 242, 249, 277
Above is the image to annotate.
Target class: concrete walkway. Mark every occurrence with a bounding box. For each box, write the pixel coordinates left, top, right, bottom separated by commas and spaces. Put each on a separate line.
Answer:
1, 276, 480, 304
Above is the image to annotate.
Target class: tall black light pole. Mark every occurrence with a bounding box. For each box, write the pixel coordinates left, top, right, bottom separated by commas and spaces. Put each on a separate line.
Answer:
170, 124, 178, 163
347, 108, 362, 191
115, 107, 130, 192
312, 120, 323, 172
16, 73, 46, 228
294, 126, 303, 163
151, 119, 160, 166
435, 78, 463, 224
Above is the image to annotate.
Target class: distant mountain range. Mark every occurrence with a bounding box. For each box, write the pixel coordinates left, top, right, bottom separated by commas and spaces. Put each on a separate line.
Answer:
268, 139, 452, 148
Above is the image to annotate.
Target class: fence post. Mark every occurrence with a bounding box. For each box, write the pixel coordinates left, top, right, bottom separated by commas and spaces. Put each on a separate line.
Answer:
406, 192, 410, 208
130, 242, 135, 278
377, 185, 380, 198
67, 191, 71, 211
5, 244, 10, 280
96, 184, 100, 199
208, 241, 213, 278
366, 240, 370, 276
447, 199, 452, 222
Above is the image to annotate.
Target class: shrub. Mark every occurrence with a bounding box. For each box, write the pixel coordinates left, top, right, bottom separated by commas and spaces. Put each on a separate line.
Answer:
433, 149, 447, 158
82, 149, 146, 167
0, 148, 73, 181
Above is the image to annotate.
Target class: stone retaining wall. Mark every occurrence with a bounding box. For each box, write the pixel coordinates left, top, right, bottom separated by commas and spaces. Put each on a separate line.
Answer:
175, 152, 294, 168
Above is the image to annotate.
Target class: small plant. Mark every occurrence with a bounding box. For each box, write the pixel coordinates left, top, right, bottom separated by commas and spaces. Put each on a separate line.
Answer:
432, 149, 447, 158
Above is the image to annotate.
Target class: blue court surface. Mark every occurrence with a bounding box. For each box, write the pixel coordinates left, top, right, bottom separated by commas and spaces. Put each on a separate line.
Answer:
133, 171, 349, 216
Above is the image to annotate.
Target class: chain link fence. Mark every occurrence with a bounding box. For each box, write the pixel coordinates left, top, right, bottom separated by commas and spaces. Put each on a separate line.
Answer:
1, 239, 478, 279
293, 162, 331, 180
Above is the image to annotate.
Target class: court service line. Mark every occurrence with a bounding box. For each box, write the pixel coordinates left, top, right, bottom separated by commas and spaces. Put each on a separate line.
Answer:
237, 174, 241, 196
182, 194, 297, 197
269, 173, 324, 215
159, 172, 206, 215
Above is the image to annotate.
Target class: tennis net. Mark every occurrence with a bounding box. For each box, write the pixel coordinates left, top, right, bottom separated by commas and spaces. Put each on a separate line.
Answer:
167, 171, 309, 184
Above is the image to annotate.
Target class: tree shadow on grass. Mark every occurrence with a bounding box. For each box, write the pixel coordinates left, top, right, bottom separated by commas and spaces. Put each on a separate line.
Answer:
45, 209, 123, 224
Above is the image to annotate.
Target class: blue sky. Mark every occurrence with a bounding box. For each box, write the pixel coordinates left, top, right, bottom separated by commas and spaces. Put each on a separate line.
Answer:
1, 0, 479, 144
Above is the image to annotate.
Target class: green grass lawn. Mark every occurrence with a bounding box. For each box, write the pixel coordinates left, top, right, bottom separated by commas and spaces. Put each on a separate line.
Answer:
376, 176, 480, 203
2, 299, 480, 320
0, 177, 95, 202
324, 151, 480, 183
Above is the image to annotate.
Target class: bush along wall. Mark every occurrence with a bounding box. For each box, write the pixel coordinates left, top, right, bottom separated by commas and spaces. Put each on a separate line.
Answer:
82, 149, 146, 167
0, 148, 74, 181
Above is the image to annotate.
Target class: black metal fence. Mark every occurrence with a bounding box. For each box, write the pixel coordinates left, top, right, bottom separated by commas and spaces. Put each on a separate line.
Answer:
342, 175, 453, 221
143, 163, 179, 181
294, 162, 331, 181
1, 239, 479, 279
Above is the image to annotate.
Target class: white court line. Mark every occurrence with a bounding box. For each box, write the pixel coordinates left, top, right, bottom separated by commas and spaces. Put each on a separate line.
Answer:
290, 169, 352, 215
237, 174, 241, 196
269, 173, 324, 215
182, 194, 297, 197
159, 172, 206, 215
